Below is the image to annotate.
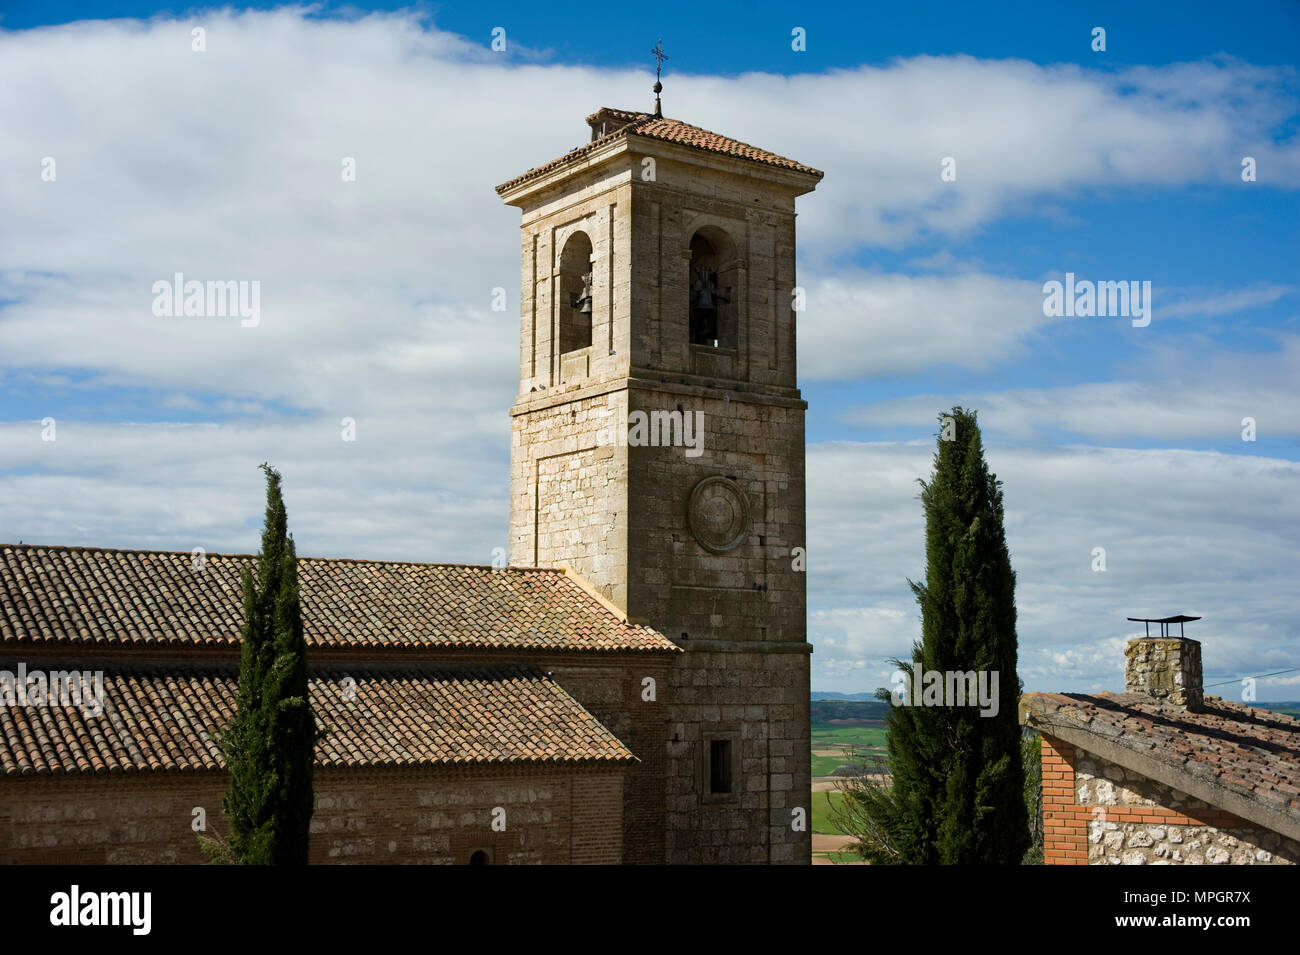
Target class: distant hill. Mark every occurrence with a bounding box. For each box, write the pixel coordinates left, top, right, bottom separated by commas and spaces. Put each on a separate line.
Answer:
811, 699, 890, 722
1254, 701, 1300, 717
811, 697, 1300, 718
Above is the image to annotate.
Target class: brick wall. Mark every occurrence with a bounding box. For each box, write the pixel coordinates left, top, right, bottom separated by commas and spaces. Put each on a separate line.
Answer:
1041, 735, 1087, 865
1039, 733, 1298, 865
0, 765, 624, 865
547, 660, 670, 864
0, 773, 227, 864
570, 773, 624, 864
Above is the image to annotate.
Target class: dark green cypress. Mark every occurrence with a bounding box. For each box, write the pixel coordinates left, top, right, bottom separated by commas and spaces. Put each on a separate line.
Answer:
853, 651, 944, 863
851, 408, 1028, 863
221, 463, 316, 864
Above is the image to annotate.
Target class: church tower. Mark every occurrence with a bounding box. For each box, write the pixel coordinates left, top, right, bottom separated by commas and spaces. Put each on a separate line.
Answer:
496, 96, 821, 864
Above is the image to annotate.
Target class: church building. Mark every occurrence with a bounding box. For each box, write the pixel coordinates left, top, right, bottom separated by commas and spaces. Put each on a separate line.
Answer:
0, 99, 822, 865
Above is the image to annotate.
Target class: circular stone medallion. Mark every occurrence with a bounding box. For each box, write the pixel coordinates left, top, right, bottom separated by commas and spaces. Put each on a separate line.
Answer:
688, 476, 750, 553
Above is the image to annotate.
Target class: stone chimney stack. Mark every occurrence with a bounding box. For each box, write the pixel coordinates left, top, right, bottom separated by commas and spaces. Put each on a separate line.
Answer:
1125, 621, 1203, 710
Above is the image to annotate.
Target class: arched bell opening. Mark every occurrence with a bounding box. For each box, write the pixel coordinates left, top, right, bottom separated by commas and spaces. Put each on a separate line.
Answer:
687, 228, 738, 350
559, 231, 594, 354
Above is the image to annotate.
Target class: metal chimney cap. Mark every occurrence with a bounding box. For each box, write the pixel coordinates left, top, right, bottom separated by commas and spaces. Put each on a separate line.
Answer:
1127, 615, 1202, 638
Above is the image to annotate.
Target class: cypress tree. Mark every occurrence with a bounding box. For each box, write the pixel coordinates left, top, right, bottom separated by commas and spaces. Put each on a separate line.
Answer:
850, 408, 1028, 863
221, 463, 316, 864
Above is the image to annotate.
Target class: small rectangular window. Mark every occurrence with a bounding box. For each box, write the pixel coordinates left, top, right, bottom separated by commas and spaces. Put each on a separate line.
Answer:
709, 739, 733, 794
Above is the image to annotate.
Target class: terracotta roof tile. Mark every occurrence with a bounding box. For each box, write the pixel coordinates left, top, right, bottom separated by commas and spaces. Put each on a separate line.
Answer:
496, 107, 823, 193
0, 664, 634, 775
0, 544, 677, 654
1022, 691, 1300, 821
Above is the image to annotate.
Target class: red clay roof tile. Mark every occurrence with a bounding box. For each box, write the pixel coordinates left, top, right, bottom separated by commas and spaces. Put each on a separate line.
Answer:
496, 107, 823, 193
0, 664, 634, 775
0, 544, 677, 654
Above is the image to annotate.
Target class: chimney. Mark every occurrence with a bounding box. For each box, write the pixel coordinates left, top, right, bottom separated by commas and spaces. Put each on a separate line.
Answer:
1124, 615, 1203, 710
586, 107, 642, 142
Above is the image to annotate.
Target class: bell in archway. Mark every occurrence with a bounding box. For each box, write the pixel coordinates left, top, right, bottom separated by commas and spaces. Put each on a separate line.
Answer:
692, 266, 718, 314
571, 271, 593, 313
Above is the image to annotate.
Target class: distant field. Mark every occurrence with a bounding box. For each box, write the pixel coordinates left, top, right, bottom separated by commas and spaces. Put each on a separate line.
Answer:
811, 753, 848, 776
812, 723, 889, 746
810, 720, 889, 777
821, 850, 861, 863
809, 705, 883, 864
810, 789, 850, 834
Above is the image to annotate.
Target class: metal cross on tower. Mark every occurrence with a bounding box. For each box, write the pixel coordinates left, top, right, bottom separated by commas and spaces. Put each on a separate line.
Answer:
651, 39, 668, 117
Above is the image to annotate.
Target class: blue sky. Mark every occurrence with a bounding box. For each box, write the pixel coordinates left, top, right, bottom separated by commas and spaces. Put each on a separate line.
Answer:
2, 2, 1298, 698
8, 0, 1300, 68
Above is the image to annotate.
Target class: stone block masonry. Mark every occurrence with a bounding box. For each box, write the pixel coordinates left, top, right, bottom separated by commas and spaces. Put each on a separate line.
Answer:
665, 646, 810, 864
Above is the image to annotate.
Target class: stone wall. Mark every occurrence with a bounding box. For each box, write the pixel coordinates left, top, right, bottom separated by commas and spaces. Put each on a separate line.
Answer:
665, 646, 810, 865
0, 765, 624, 865
625, 149, 803, 389
1124, 636, 1203, 709
510, 384, 630, 605
1040, 734, 1297, 866
1076, 750, 1298, 865
512, 171, 634, 395
627, 383, 805, 647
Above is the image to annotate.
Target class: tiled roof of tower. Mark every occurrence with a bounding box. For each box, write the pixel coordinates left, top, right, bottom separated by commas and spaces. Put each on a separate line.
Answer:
0, 544, 678, 654
0, 664, 635, 775
1021, 692, 1300, 822
495, 107, 824, 193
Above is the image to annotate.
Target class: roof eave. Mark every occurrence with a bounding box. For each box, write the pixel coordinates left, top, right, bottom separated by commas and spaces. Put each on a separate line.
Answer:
496, 126, 824, 204
495, 137, 633, 205
626, 132, 823, 194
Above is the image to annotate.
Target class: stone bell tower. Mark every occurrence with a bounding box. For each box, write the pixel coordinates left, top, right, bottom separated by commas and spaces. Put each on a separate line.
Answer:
496, 100, 821, 864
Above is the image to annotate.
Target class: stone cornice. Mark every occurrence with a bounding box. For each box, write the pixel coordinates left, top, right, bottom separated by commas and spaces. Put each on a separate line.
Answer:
511, 374, 805, 416
673, 639, 813, 655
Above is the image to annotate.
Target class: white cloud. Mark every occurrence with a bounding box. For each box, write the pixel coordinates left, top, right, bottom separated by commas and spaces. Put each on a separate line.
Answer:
842, 334, 1300, 441
0, 415, 509, 562
799, 270, 1046, 380
807, 441, 1300, 698
1, 11, 1296, 412
1161, 284, 1297, 319
673, 55, 1300, 252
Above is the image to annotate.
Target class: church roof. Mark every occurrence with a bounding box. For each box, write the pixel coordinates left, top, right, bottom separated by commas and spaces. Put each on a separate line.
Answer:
495, 106, 824, 194
0, 544, 678, 654
0, 663, 635, 776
